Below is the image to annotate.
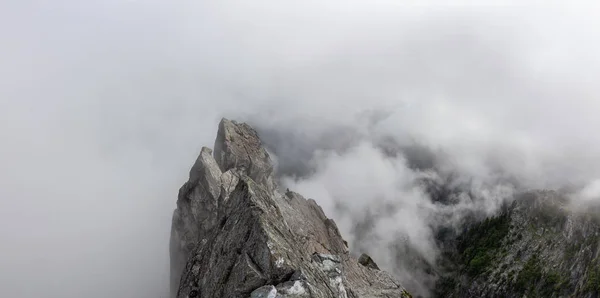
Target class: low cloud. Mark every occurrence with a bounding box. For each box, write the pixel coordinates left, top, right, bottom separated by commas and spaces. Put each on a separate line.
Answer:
2, 1, 600, 298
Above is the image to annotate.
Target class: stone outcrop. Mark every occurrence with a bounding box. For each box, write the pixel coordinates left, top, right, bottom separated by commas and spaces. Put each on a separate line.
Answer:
358, 254, 380, 271
170, 118, 411, 298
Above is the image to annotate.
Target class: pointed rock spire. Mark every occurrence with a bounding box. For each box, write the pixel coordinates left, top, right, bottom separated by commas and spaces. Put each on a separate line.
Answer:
213, 118, 275, 190
170, 118, 411, 298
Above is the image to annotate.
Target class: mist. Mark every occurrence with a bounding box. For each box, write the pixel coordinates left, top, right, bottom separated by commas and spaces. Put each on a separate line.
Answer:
2, 1, 600, 297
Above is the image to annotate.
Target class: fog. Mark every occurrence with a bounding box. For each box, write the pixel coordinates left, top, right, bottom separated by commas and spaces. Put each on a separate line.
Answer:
2, 1, 600, 297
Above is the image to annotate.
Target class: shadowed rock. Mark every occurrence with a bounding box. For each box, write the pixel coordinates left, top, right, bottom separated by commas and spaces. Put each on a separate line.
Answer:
170, 118, 411, 298
358, 253, 380, 271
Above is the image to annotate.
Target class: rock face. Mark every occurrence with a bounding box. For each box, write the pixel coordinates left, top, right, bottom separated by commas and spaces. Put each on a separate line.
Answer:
434, 190, 600, 298
170, 118, 411, 298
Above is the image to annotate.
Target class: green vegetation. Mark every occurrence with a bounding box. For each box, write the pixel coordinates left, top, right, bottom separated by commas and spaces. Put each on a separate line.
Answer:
540, 271, 569, 297
514, 254, 567, 296
565, 242, 582, 261
435, 194, 583, 298
544, 271, 561, 288
585, 234, 600, 253
516, 255, 542, 293
457, 213, 511, 276
585, 264, 600, 293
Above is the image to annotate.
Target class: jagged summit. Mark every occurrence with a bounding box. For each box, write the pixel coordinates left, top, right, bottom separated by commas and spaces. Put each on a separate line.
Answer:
170, 118, 411, 298
213, 119, 275, 191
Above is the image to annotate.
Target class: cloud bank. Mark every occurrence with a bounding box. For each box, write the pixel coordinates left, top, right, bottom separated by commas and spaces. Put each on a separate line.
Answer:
2, 1, 600, 297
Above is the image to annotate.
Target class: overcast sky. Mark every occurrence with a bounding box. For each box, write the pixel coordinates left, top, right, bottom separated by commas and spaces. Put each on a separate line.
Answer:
2, 1, 600, 297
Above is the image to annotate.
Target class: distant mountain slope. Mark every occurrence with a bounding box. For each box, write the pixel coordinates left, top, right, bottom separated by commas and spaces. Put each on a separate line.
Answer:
435, 190, 600, 298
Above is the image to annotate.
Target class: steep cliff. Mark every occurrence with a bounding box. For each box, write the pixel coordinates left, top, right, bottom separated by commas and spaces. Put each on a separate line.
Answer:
435, 190, 600, 298
170, 118, 411, 298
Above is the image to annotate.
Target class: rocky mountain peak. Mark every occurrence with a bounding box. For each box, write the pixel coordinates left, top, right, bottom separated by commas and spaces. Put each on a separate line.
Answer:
170, 118, 411, 298
213, 118, 275, 191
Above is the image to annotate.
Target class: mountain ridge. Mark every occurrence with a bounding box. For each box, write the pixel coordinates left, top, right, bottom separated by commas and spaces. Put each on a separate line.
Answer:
170, 118, 600, 298
434, 190, 600, 298
170, 118, 411, 298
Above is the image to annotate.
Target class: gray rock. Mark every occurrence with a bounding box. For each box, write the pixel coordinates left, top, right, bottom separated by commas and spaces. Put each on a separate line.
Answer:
251, 286, 278, 298
358, 253, 380, 271
170, 146, 225, 297
213, 118, 275, 191
276, 280, 310, 297
189, 147, 222, 201
170, 118, 411, 298
436, 190, 600, 298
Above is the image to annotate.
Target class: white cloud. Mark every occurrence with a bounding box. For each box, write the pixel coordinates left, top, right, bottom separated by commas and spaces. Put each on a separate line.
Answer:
2, 1, 600, 297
